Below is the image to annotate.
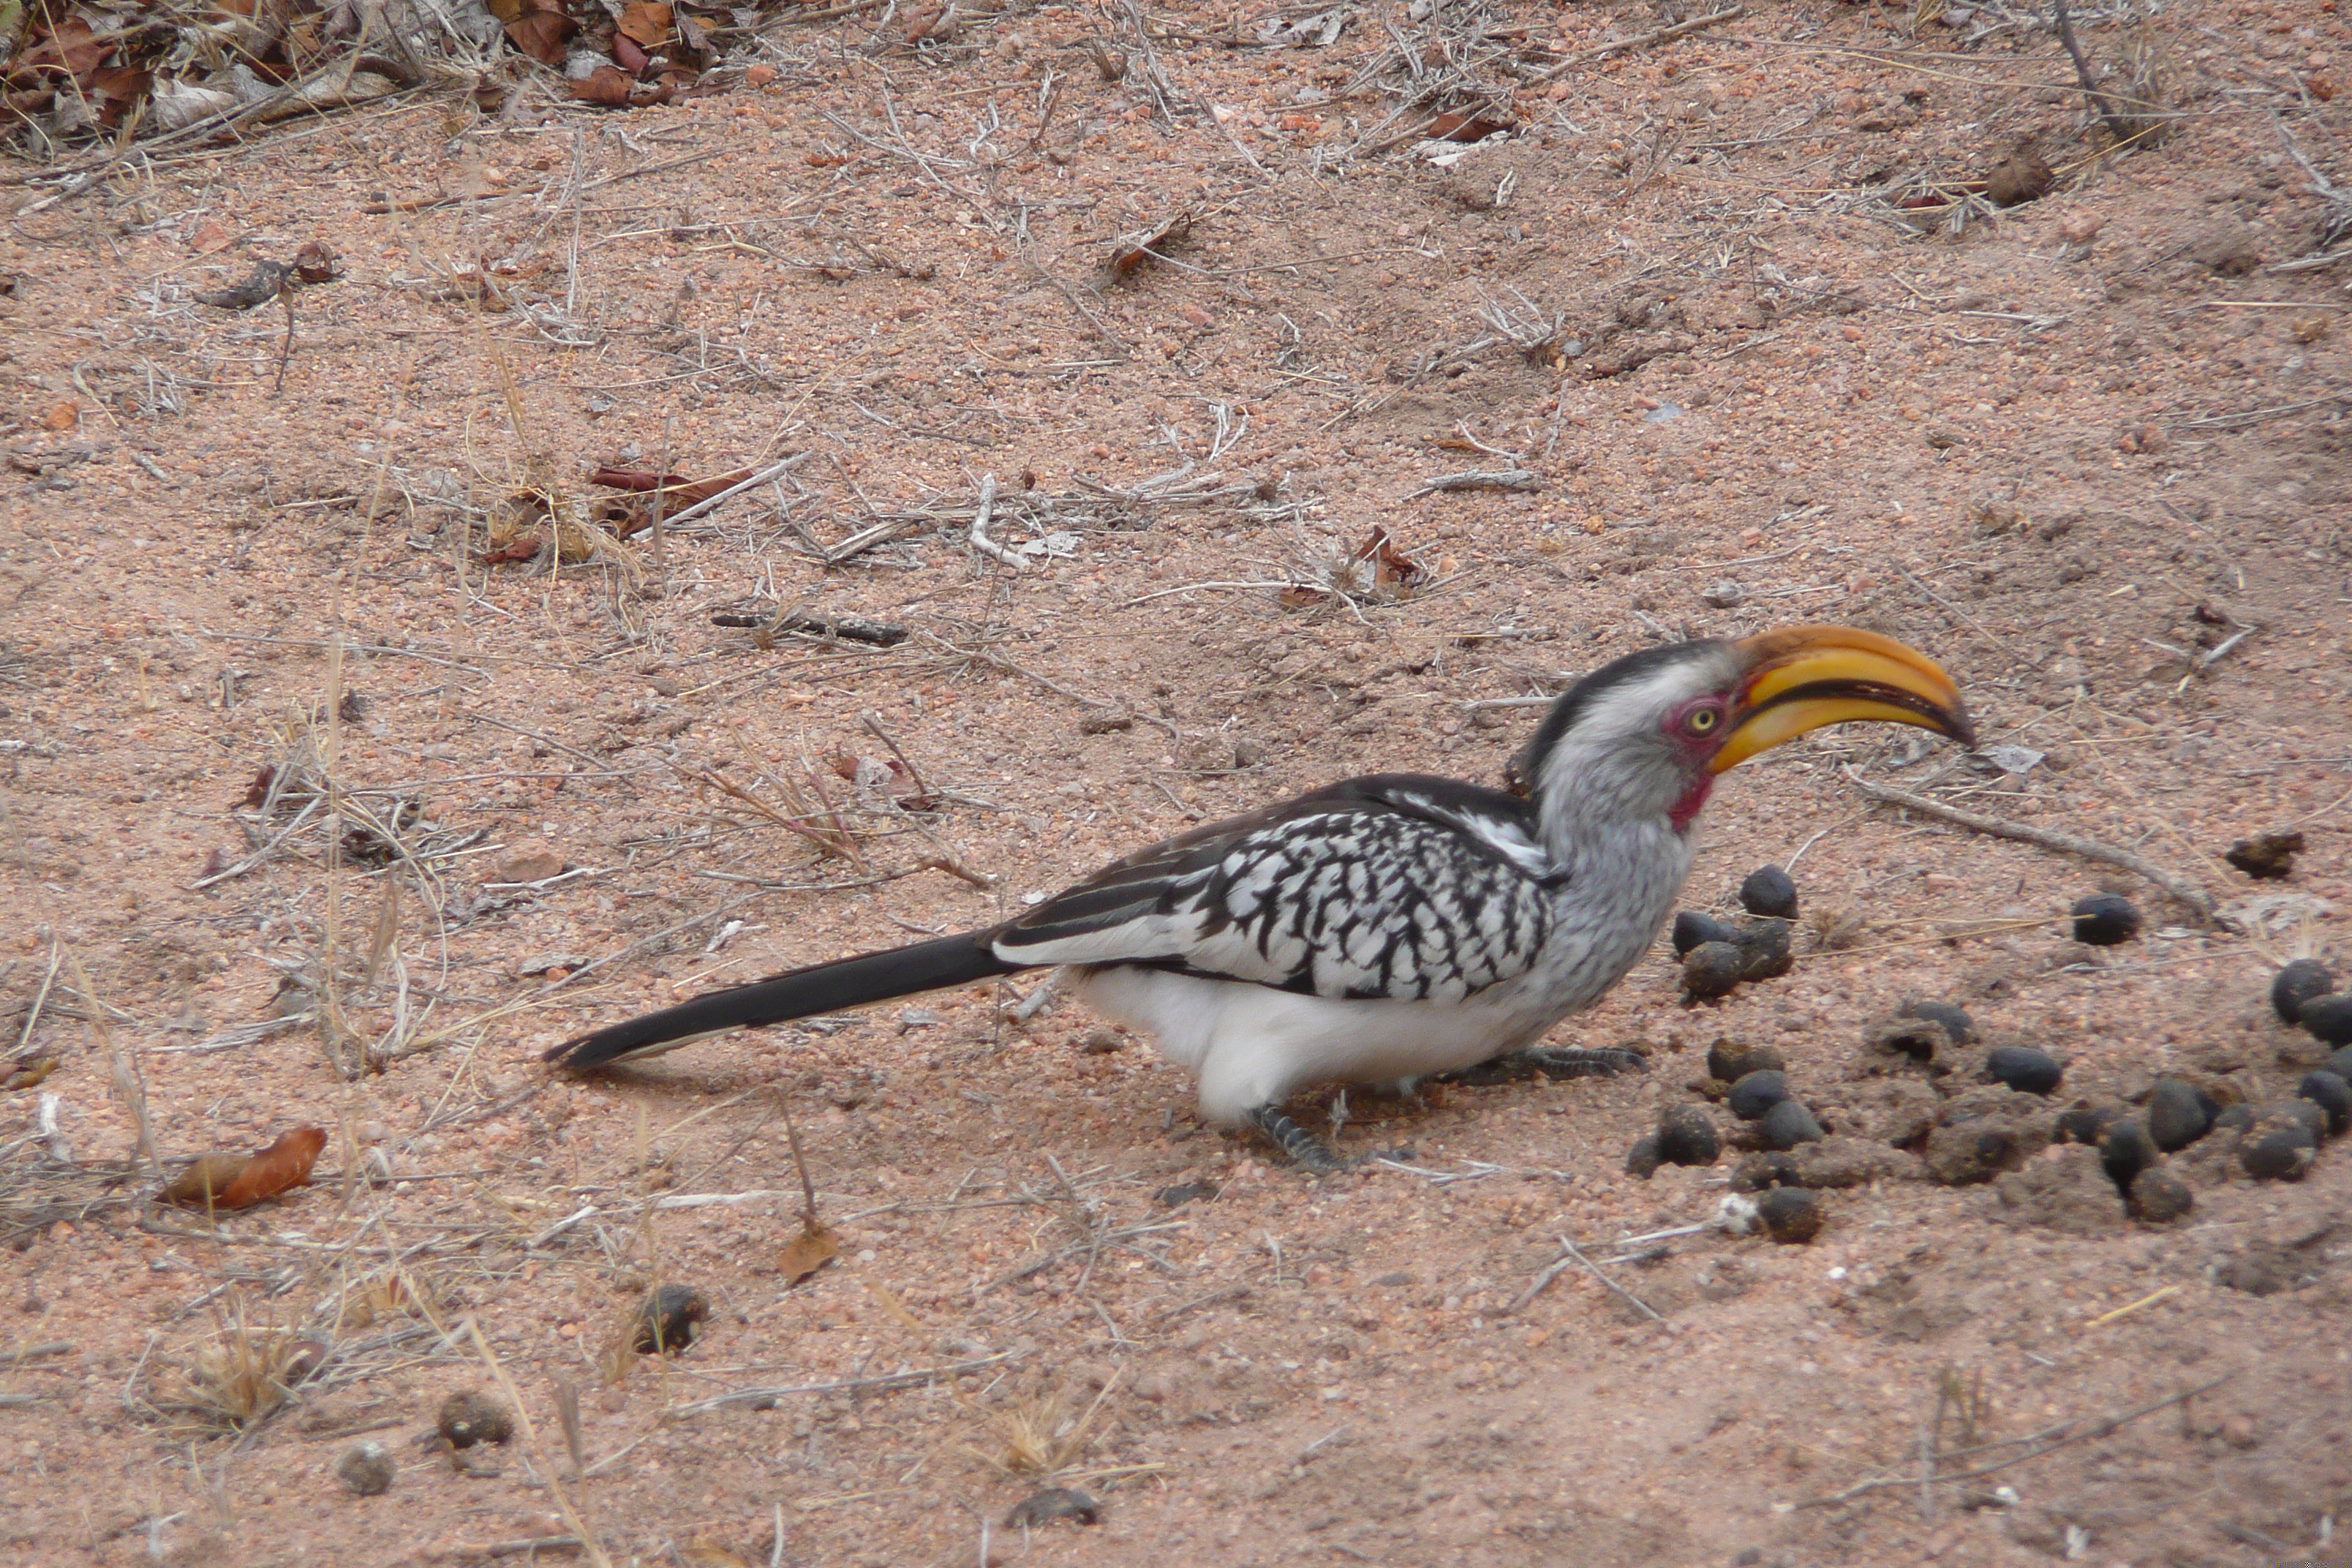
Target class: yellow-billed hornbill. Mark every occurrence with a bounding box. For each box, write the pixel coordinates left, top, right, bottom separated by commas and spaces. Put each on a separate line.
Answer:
547, 625, 1972, 1168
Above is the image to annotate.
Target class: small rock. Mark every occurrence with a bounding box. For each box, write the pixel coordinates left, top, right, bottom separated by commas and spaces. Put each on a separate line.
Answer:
336, 1441, 396, 1496
1925, 426, 1964, 451
495, 847, 565, 884
1738, 865, 1798, 919
1701, 578, 1746, 609
2057, 212, 2103, 245
2099, 1119, 2157, 1191
2299, 1071, 2351, 1134
1729, 1151, 1803, 1191
1078, 1028, 1126, 1054
435, 1390, 513, 1450
1727, 1070, 1790, 1122
1756, 1098, 1825, 1152
1984, 1046, 2063, 1096
633, 1284, 710, 1355
1682, 941, 1746, 1000
2057, 1104, 2126, 1146
1757, 1188, 1823, 1244
2127, 1166, 2194, 1223
2225, 830, 2304, 881
2300, 993, 2352, 1047
2145, 1079, 2218, 1153
2272, 959, 2335, 1023
1005, 1488, 1100, 1528
1984, 142, 2054, 206
2070, 893, 2141, 946
1707, 1039, 1785, 1082
1624, 1134, 1663, 1180
1672, 910, 1738, 957
1656, 1105, 1722, 1167
1898, 999, 1975, 1044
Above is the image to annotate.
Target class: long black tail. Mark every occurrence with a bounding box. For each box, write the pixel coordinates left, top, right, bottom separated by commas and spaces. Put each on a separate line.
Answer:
546, 929, 1030, 1071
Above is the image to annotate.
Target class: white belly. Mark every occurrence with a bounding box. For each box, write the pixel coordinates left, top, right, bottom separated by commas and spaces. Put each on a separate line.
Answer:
1073, 966, 1563, 1125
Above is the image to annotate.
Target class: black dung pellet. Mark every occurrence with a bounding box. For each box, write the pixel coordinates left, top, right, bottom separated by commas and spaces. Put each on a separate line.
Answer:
1625, 1134, 1663, 1180
2215, 1102, 2257, 1134
336, 1441, 396, 1496
633, 1284, 710, 1356
1683, 941, 1747, 1000
1733, 919, 1795, 982
2057, 1104, 2125, 1145
2301, 993, 2352, 1048
436, 1390, 513, 1450
2329, 1044, 2352, 1083
1898, 999, 1975, 1045
2071, 893, 2142, 946
2265, 1098, 2330, 1142
2127, 1168, 2194, 1224
1739, 865, 1799, 919
1730, 1151, 1805, 1192
2299, 1071, 2351, 1135
1757, 1187, 1823, 1244
2099, 1120, 2157, 1191
2225, 830, 2304, 881
1756, 1098, 1825, 1151
1656, 1105, 1722, 1167
2272, 959, 2336, 1024
1727, 1070, 1790, 1122
2241, 1124, 2317, 1182
1707, 1040, 1786, 1083
1983, 1046, 2064, 1096
2145, 1079, 2217, 1153
1672, 911, 1738, 958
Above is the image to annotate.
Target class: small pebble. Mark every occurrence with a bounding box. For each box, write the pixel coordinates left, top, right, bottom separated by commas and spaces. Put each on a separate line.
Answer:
2127, 1167, 2194, 1224
1156, 1181, 1218, 1208
1624, 1134, 1663, 1180
1707, 1039, 1785, 1082
1983, 1046, 2063, 1096
633, 1284, 711, 1356
1738, 865, 1798, 919
2056, 1104, 2125, 1145
436, 1390, 513, 1450
1671, 911, 1738, 957
1898, 999, 1975, 1044
2270, 959, 2334, 1022
2298, 1071, 2351, 1134
1756, 1098, 1825, 1151
1733, 919, 1794, 981
336, 1441, 395, 1496
1656, 1105, 1722, 1167
2099, 1120, 2157, 1191
2145, 1079, 2217, 1153
1757, 1187, 1823, 1244
2240, 1123, 2317, 1182
1005, 1488, 1101, 1528
1682, 941, 1746, 1000
1727, 1070, 1790, 1122
2070, 893, 2141, 946
2300, 993, 2352, 1047
1729, 1150, 1805, 1191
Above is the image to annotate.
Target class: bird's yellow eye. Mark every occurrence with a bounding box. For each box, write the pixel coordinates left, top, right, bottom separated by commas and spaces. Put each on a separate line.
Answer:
1688, 708, 1719, 734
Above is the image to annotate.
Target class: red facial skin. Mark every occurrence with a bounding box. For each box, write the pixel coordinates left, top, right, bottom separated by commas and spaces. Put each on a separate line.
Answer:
1664, 693, 1732, 832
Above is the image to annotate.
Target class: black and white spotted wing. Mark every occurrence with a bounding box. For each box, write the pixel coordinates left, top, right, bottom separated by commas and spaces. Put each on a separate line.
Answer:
994, 774, 1561, 1005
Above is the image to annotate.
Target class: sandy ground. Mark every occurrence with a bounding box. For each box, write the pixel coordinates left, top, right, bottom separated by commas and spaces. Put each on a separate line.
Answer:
5, 0, 2352, 1564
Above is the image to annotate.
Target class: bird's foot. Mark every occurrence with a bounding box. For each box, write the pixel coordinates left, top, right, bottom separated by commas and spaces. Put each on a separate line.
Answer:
1444, 1046, 1651, 1085
1249, 1106, 1360, 1174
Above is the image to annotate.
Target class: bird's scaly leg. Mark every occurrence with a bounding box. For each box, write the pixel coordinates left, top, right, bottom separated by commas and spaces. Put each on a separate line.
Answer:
1249, 1106, 1353, 1174
1441, 1046, 1651, 1087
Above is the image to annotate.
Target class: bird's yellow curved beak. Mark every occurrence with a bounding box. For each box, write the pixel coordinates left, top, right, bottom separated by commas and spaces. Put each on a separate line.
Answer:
1710, 625, 1975, 774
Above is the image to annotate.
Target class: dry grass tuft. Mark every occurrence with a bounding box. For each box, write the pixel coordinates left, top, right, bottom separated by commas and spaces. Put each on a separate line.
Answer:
976, 1375, 1118, 1477
174, 1302, 317, 1431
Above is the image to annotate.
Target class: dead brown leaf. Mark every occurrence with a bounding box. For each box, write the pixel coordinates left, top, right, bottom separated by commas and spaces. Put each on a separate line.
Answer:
779, 1218, 840, 1286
